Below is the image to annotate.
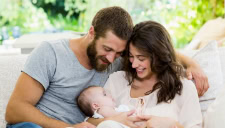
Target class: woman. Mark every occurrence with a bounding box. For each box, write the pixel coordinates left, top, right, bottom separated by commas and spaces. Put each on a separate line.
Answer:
98, 21, 202, 128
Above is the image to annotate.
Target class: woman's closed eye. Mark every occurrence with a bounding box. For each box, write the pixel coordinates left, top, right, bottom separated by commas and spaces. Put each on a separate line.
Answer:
129, 54, 134, 58
139, 58, 145, 61
138, 56, 146, 61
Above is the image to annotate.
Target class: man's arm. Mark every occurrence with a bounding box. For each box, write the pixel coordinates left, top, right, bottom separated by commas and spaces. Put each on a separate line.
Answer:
176, 51, 209, 96
87, 118, 104, 126
5, 72, 73, 128
139, 115, 184, 128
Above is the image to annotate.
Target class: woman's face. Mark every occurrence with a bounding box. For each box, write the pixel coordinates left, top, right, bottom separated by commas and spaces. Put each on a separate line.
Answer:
129, 43, 153, 80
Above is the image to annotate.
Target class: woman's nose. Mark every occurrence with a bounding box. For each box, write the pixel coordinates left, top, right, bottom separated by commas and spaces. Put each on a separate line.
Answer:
132, 59, 138, 68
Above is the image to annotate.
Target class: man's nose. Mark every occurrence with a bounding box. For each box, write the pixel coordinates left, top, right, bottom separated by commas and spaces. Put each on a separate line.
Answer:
106, 53, 116, 63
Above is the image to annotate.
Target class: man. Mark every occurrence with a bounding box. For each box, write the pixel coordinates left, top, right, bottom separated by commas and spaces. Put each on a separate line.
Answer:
5, 6, 208, 128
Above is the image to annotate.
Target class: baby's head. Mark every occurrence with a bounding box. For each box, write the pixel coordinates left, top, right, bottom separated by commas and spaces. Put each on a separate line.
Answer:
77, 86, 116, 116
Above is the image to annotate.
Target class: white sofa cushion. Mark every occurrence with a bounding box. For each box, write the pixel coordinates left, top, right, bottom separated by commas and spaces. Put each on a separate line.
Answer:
205, 47, 225, 127
0, 55, 28, 128
219, 47, 225, 81
204, 84, 225, 128
180, 41, 224, 113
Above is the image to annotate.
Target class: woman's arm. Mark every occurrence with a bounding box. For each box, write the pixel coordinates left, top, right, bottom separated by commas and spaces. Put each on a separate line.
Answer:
87, 110, 142, 127
98, 106, 120, 118
177, 79, 202, 128
139, 115, 184, 128
175, 122, 184, 128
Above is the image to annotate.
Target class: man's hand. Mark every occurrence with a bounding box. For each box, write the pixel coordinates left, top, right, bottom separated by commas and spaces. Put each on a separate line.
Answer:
186, 62, 209, 96
105, 110, 143, 128
73, 122, 96, 128
176, 51, 209, 97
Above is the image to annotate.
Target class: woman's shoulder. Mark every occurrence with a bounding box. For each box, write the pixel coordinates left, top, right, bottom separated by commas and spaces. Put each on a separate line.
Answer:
174, 78, 199, 107
108, 71, 129, 87
105, 71, 129, 98
109, 71, 126, 79
177, 78, 198, 100
181, 78, 197, 93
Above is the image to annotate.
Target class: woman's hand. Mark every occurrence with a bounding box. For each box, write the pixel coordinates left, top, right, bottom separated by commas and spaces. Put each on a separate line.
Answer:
139, 115, 180, 128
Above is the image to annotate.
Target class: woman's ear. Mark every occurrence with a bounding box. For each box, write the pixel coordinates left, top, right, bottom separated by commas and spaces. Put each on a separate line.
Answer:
92, 103, 100, 110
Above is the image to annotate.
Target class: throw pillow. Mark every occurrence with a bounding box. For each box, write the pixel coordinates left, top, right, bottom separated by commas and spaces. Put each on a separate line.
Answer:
219, 47, 225, 81
180, 41, 224, 113
192, 17, 225, 49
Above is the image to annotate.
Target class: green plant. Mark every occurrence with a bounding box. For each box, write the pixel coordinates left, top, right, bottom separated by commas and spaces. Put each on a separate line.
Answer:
0, 0, 52, 36
1, 0, 224, 48
122, 0, 224, 48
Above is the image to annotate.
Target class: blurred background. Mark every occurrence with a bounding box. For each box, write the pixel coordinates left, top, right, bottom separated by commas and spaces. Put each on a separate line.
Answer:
0, 0, 224, 49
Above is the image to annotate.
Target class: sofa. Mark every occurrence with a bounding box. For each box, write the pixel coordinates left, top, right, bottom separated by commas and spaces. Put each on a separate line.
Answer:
0, 42, 225, 128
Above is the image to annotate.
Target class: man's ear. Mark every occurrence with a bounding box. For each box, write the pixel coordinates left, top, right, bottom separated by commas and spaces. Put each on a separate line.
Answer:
88, 26, 95, 40
92, 103, 100, 111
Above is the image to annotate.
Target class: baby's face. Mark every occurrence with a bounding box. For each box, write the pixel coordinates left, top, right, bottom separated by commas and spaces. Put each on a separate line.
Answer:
89, 87, 116, 108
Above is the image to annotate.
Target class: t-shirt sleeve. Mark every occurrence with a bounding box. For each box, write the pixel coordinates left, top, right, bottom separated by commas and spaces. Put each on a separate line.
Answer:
22, 42, 56, 90
178, 79, 202, 128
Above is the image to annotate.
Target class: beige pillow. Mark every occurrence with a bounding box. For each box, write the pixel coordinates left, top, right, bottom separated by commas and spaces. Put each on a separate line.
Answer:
192, 17, 225, 49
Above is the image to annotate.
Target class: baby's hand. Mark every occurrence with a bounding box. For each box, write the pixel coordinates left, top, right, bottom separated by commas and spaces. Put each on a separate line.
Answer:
134, 120, 146, 127
106, 110, 143, 128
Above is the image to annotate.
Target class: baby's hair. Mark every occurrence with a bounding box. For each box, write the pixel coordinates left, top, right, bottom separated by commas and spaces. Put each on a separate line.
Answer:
77, 86, 98, 117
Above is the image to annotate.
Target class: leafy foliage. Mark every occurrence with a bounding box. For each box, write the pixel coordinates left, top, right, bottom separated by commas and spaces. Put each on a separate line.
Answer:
0, 0, 224, 48
0, 0, 52, 34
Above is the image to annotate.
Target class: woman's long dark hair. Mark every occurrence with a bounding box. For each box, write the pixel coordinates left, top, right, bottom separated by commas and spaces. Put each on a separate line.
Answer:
123, 20, 184, 104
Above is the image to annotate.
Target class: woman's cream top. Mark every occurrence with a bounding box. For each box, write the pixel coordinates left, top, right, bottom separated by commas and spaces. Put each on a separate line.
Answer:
104, 71, 202, 128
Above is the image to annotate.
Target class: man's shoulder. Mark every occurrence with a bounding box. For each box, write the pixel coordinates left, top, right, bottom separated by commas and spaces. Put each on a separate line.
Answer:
44, 38, 69, 48
35, 38, 69, 52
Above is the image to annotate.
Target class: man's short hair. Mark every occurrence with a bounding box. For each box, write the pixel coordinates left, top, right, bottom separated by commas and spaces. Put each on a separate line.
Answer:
92, 6, 133, 41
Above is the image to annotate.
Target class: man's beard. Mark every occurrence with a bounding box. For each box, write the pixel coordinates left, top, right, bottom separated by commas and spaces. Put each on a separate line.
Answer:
87, 40, 111, 72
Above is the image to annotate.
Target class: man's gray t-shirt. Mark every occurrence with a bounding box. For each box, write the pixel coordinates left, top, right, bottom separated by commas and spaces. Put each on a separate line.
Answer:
22, 39, 122, 124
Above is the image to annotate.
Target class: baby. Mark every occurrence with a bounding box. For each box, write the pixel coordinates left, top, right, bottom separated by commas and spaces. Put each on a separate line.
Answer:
77, 86, 130, 119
